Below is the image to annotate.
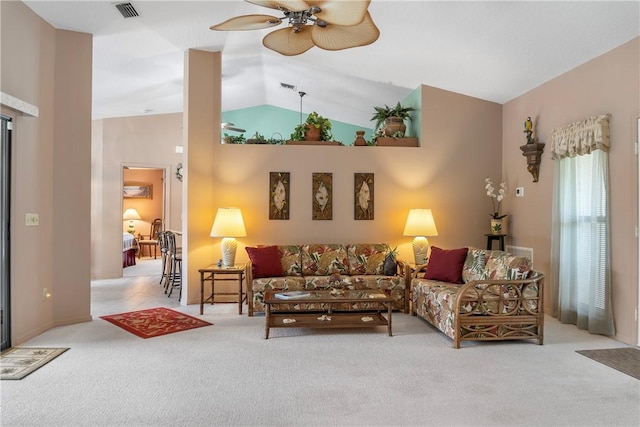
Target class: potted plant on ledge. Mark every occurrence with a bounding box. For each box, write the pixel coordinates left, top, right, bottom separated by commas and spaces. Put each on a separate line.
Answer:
289, 111, 335, 144
371, 102, 416, 138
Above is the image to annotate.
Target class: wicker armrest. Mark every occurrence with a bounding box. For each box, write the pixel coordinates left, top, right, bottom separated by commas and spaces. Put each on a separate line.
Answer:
454, 274, 545, 316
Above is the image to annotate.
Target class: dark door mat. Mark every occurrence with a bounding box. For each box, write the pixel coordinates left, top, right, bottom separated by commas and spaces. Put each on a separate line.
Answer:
576, 347, 640, 380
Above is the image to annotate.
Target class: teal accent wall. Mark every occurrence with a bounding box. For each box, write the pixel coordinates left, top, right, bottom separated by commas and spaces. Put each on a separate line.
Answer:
222, 105, 374, 145
403, 88, 422, 140
222, 90, 422, 145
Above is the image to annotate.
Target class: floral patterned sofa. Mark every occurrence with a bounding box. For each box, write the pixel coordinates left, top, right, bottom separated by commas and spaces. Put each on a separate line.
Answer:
411, 246, 544, 348
245, 243, 409, 316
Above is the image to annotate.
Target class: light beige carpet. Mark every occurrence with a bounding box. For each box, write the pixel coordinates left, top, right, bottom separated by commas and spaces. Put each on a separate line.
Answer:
1, 347, 69, 380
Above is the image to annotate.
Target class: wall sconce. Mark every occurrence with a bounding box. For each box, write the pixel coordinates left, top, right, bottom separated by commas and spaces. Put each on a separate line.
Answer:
520, 116, 545, 182
403, 209, 439, 265
175, 163, 183, 182
210, 207, 247, 267
123, 208, 141, 234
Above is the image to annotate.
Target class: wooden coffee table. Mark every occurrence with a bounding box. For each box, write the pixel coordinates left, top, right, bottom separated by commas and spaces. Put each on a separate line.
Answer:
263, 290, 394, 339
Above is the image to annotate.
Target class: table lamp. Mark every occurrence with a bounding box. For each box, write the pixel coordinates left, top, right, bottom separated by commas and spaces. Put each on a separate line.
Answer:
403, 208, 438, 265
210, 207, 247, 267
123, 208, 141, 234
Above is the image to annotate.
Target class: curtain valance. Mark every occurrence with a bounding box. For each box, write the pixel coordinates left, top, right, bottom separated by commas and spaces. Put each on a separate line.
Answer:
550, 114, 610, 160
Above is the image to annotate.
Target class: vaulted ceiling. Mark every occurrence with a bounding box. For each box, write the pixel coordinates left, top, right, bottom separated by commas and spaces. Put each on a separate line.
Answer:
22, 1, 640, 127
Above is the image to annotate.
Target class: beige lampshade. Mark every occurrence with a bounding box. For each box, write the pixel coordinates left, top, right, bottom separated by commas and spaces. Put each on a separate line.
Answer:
123, 208, 141, 234
403, 209, 439, 265
403, 209, 438, 237
210, 207, 247, 238
210, 207, 247, 267
122, 208, 141, 221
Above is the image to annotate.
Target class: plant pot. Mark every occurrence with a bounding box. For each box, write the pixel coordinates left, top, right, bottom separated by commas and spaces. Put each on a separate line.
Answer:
304, 124, 321, 141
490, 219, 503, 234
383, 117, 406, 137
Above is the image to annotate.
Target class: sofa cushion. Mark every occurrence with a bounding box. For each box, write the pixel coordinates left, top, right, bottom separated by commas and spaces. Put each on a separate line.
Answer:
483, 252, 532, 280
277, 245, 303, 277
424, 246, 468, 284
461, 247, 490, 283
301, 244, 348, 276
347, 243, 389, 275
245, 246, 284, 278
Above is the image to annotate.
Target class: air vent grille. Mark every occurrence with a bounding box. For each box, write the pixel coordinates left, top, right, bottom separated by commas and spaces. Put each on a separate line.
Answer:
115, 2, 139, 19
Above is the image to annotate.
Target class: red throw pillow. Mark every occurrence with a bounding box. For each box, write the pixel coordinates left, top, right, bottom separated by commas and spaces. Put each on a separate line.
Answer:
424, 246, 468, 284
245, 246, 284, 278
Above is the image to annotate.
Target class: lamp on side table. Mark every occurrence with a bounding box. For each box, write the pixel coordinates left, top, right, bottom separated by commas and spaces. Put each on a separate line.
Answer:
210, 207, 247, 267
403, 208, 439, 265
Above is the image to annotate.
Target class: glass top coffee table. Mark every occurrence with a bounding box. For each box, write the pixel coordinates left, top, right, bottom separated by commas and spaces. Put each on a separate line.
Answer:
262, 290, 394, 339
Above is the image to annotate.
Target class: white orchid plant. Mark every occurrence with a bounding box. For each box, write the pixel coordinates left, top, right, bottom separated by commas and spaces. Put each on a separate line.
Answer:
485, 178, 507, 219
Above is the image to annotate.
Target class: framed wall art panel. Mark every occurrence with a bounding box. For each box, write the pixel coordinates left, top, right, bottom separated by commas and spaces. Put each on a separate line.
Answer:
354, 173, 374, 220
269, 172, 290, 220
312, 173, 332, 220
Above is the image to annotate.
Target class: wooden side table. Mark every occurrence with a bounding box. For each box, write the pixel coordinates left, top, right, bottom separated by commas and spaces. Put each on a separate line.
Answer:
198, 265, 246, 315
485, 234, 507, 251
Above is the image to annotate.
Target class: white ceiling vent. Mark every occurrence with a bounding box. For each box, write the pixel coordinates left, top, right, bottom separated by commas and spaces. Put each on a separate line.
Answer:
114, 2, 139, 19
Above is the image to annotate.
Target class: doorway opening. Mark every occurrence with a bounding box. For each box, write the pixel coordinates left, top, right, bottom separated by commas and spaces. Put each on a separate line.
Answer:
122, 166, 167, 278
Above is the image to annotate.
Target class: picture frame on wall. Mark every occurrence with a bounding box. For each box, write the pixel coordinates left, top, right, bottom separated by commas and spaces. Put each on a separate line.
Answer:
354, 173, 374, 220
123, 182, 153, 199
312, 173, 332, 220
269, 172, 290, 220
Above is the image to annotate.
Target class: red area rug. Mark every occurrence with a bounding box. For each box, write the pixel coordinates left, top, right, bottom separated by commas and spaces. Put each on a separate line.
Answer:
100, 307, 212, 339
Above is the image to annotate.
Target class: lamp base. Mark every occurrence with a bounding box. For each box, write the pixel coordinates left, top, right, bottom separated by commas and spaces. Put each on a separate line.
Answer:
412, 236, 429, 265
220, 237, 238, 267
128, 221, 135, 235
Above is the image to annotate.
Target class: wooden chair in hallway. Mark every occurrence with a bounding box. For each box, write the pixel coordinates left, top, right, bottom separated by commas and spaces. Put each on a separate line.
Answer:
138, 218, 163, 259
157, 231, 170, 287
164, 231, 182, 301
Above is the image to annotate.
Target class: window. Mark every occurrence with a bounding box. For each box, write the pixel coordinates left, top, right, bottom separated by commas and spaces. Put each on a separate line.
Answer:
551, 115, 614, 335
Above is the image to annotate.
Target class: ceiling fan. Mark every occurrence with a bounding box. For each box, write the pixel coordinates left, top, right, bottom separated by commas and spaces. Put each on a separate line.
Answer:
210, 0, 380, 56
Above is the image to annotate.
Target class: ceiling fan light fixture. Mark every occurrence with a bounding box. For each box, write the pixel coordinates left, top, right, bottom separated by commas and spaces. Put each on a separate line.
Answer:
211, 0, 378, 56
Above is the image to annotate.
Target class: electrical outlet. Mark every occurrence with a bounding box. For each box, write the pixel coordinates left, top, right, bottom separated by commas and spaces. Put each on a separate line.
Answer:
515, 187, 524, 197
25, 213, 39, 226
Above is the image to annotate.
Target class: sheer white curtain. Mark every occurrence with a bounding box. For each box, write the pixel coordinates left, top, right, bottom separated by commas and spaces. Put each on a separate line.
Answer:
550, 115, 615, 335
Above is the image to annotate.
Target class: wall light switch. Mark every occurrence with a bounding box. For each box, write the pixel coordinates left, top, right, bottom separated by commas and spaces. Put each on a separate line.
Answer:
25, 213, 39, 226
515, 187, 524, 197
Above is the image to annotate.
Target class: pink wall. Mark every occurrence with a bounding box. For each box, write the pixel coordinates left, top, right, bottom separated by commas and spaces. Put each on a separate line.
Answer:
503, 37, 639, 344
1, 1, 92, 344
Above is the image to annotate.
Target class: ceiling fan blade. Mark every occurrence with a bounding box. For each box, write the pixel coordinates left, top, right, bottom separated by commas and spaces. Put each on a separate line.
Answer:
307, 0, 370, 27
210, 14, 282, 31
263, 26, 315, 56
311, 11, 379, 51
221, 123, 247, 133
224, 126, 247, 133
246, 0, 311, 13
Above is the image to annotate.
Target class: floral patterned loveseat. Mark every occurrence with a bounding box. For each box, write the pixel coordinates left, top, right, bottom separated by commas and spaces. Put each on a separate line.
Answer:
245, 243, 409, 316
411, 247, 544, 348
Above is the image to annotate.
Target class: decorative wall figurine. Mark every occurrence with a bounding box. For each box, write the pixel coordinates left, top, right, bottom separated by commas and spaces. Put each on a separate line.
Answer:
520, 117, 545, 182
524, 116, 534, 144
